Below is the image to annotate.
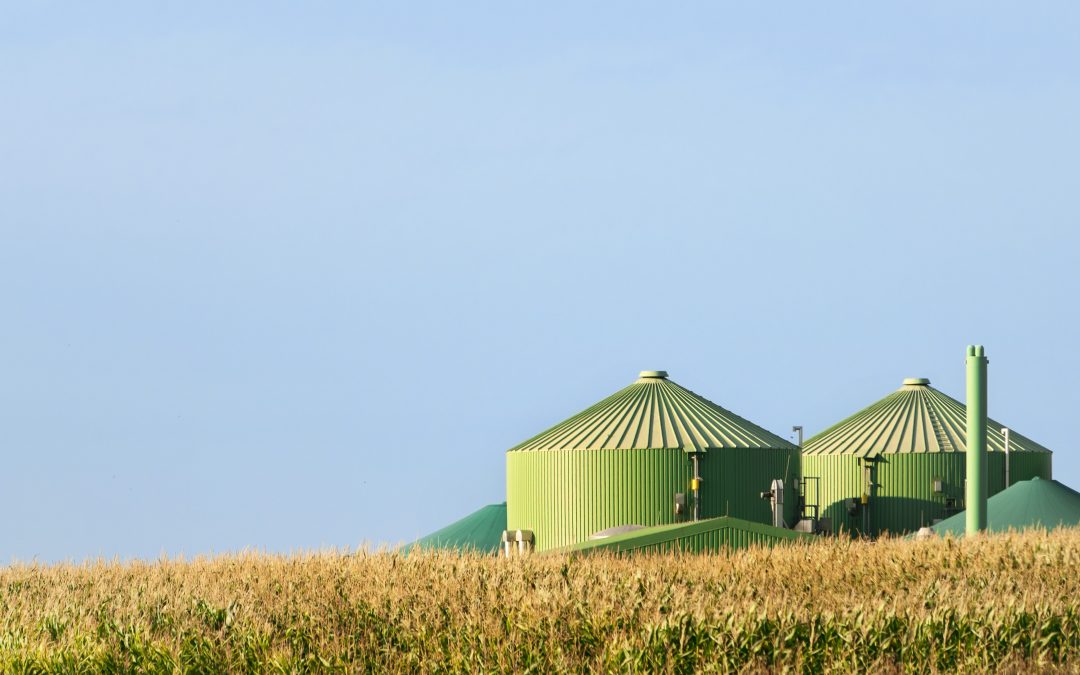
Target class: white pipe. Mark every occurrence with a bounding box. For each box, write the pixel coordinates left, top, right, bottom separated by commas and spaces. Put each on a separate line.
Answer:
1001, 427, 1011, 489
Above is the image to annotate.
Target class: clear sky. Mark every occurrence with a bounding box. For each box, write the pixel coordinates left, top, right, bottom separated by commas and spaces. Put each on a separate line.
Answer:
2, 3, 1078, 561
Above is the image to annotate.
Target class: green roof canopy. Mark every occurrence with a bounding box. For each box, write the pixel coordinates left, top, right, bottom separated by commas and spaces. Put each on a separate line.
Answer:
561, 516, 812, 555
404, 503, 506, 554
511, 371, 795, 453
930, 478, 1080, 535
803, 378, 1051, 457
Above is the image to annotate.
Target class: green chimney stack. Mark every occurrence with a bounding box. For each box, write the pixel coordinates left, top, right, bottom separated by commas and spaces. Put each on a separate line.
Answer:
966, 345, 988, 535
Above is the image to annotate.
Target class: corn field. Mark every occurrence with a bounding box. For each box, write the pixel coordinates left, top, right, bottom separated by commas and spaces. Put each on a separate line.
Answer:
2, 529, 1080, 673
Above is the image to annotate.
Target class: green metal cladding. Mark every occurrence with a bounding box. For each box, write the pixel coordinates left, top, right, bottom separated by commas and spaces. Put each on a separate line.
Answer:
801, 378, 1052, 536
563, 516, 813, 555
506, 371, 799, 552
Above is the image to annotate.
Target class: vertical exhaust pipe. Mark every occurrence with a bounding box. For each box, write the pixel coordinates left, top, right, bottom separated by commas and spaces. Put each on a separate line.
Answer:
965, 345, 988, 536
691, 454, 702, 521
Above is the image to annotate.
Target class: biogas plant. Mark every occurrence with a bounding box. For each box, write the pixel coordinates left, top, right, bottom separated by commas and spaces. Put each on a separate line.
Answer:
406, 346, 1080, 555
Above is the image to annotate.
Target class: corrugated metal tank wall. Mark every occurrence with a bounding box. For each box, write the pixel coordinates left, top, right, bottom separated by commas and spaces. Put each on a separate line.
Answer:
506, 448, 690, 552
506, 446, 801, 552
802, 452, 1053, 536
698, 447, 800, 527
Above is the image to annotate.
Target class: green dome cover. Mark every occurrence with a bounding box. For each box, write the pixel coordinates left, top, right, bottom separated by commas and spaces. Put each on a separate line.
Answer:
803, 378, 1051, 458
404, 503, 506, 553
930, 479, 1080, 535
510, 371, 795, 453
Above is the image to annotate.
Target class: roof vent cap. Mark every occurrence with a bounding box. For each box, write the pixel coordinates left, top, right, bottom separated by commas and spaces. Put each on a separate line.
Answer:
638, 370, 668, 379
902, 378, 930, 386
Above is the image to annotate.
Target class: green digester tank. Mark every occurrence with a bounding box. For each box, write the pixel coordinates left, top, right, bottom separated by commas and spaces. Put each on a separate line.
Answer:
506, 370, 800, 552
801, 377, 1052, 537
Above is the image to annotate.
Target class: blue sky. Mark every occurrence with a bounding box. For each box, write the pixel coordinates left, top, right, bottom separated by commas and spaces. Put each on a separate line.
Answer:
2, 3, 1078, 561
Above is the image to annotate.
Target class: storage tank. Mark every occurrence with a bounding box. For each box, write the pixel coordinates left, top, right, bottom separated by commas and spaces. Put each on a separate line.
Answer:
801, 377, 1052, 536
506, 370, 800, 552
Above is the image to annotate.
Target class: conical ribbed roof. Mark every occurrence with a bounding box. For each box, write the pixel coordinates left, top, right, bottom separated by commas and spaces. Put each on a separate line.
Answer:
804, 378, 1051, 457
510, 371, 795, 452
